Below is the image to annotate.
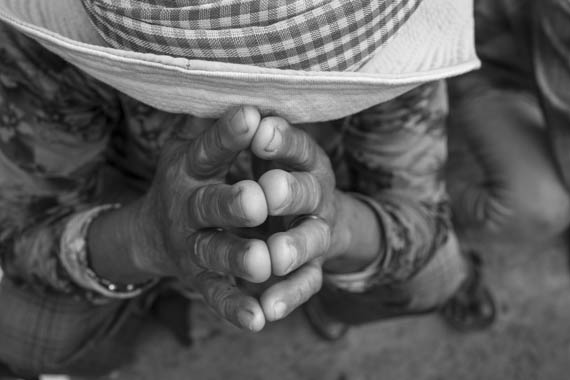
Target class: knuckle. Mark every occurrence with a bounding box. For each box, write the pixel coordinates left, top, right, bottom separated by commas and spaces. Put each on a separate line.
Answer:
189, 233, 206, 266
231, 240, 251, 273
219, 290, 236, 315
214, 236, 231, 271
188, 186, 209, 225
187, 129, 233, 178
304, 174, 323, 210
188, 142, 215, 178
295, 133, 318, 167
192, 232, 222, 270
209, 282, 233, 310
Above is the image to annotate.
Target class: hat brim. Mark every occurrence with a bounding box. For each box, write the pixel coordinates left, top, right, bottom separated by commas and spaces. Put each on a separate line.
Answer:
0, 0, 479, 123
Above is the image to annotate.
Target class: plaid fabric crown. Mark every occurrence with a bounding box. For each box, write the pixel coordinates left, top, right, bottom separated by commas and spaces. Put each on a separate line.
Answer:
80, 0, 423, 71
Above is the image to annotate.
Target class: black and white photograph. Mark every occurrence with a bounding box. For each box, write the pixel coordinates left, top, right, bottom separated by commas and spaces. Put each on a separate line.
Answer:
0, 0, 567, 379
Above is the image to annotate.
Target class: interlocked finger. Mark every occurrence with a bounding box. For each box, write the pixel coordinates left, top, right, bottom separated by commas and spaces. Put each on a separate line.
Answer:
188, 229, 271, 283
260, 261, 323, 321
267, 216, 331, 276
186, 106, 261, 178
252, 116, 331, 175
258, 169, 323, 215
188, 180, 267, 229
195, 271, 266, 332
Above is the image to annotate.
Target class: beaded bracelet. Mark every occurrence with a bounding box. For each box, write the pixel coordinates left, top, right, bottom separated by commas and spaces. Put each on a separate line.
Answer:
59, 204, 157, 299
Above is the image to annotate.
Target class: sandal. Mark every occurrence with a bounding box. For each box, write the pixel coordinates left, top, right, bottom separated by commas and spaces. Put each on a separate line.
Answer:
439, 251, 496, 331
302, 295, 350, 342
150, 290, 193, 347
0, 361, 38, 380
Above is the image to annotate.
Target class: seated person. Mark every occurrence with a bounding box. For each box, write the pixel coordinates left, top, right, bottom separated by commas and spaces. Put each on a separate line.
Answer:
0, 0, 488, 377
447, 0, 570, 248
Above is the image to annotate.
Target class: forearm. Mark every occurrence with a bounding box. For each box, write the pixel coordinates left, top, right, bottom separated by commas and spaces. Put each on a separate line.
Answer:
324, 191, 382, 273
336, 81, 451, 283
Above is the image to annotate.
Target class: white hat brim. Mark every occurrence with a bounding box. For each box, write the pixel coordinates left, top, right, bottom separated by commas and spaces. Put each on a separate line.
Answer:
0, 0, 479, 123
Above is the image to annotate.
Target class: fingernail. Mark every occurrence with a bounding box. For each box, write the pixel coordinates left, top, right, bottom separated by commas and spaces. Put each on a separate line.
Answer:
273, 301, 287, 320
237, 309, 255, 330
264, 127, 281, 152
231, 108, 250, 135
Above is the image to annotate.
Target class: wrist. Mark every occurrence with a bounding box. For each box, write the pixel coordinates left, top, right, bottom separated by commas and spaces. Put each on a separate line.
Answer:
88, 199, 158, 284
324, 191, 382, 274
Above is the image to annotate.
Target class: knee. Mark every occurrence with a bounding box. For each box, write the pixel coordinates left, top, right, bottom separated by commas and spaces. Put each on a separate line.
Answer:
500, 180, 570, 240
0, 280, 126, 376
451, 175, 570, 241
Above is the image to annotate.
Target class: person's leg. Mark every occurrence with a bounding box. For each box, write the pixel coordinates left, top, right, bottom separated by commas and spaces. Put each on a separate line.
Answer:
446, 86, 570, 243
0, 278, 147, 377
533, 0, 570, 191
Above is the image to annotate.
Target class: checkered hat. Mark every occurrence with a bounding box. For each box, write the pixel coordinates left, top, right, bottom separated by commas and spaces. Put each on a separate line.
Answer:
80, 0, 423, 71
0, 0, 479, 122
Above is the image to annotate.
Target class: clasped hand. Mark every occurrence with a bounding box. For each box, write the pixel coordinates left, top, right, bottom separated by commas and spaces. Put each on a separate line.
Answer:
132, 107, 343, 332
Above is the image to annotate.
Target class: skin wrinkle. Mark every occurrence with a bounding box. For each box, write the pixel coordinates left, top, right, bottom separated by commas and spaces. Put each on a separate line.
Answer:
289, 263, 322, 311
186, 109, 250, 180
285, 171, 321, 214
268, 170, 321, 214
189, 184, 249, 228
196, 271, 239, 317
285, 128, 318, 171
198, 233, 257, 280
286, 219, 330, 275
194, 232, 219, 271
188, 133, 231, 179
209, 281, 236, 320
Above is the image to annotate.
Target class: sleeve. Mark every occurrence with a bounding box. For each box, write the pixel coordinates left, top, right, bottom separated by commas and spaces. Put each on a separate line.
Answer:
0, 25, 121, 294
339, 80, 454, 286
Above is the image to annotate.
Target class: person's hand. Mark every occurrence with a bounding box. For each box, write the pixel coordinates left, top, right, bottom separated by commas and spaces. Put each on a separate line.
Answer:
249, 117, 350, 321
132, 106, 271, 331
